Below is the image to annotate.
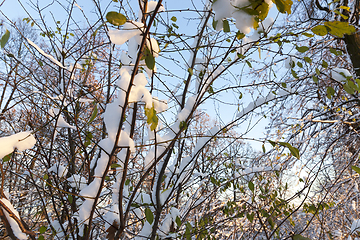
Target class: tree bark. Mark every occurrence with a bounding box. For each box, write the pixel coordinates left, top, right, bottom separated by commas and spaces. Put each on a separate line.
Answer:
344, 31, 360, 77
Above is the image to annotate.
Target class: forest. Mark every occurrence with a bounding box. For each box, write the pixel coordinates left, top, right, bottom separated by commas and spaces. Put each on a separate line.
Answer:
0, 0, 360, 239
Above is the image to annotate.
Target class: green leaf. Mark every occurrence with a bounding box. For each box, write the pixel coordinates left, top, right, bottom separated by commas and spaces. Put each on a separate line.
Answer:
145, 49, 155, 70
278, 142, 300, 159
38, 235, 45, 240
257, 2, 270, 20
236, 31, 245, 40
171, 16, 177, 22
304, 57, 312, 63
223, 20, 230, 32
188, 68, 193, 76
2, 153, 11, 163
111, 163, 121, 169
212, 19, 218, 30
324, 21, 355, 38
352, 166, 360, 175
89, 104, 98, 123
302, 32, 314, 38
145, 106, 158, 131
43, 174, 49, 180
1, 30, 10, 49
315, 68, 320, 75
248, 181, 254, 192
293, 234, 311, 240
311, 25, 327, 36
145, 208, 154, 224
321, 60, 328, 68
84, 131, 93, 147
246, 212, 255, 222
268, 140, 276, 147
327, 86, 335, 99
175, 216, 181, 227
68, 194, 73, 204
339, 6, 350, 11
262, 144, 266, 153
296, 46, 309, 53
343, 83, 355, 94
106, 11, 127, 26
291, 69, 298, 78
297, 62, 303, 68
39, 226, 47, 234
272, 0, 293, 14
330, 48, 342, 56
179, 121, 187, 130
125, 179, 131, 185
185, 222, 192, 240
246, 60, 252, 68
281, 82, 287, 88
312, 75, 318, 84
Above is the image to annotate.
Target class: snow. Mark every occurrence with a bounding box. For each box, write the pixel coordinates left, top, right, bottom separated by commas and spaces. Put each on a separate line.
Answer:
193, 126, 220, 155
48, 164, 68, 178
146, 38, 160, 58
108, 21, 144, 46
67, 174, 87, 190
129, 73, 153, 108
138, 1, 165, 20
80, 178, 101, 198
177, 96, 196, 122
26, 39, 65, 69
77, 198, 95, 236
331, 67, 352, 81
0, 198, 28, 239
0, 131, 36, 159
52, 220, 67, 239
237, 92, 275, 118
152, 97, 168, 112
49, 108, 76, 129
145, 1, 165, 13
351, 219, 360, 233
135, 221, 153, 240
285, 56, 296, 69
127, 34, 142, 59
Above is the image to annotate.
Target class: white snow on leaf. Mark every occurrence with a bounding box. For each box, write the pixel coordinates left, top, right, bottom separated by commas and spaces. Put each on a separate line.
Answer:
212, 0, 273, 34
108, 21, 144, 46
48, 164, 68, 178
0, 198, 28, 240
331, 67, 352, 81
0, 131, 36, 159
26, 39, 65, 69
146, 38, 160, 58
